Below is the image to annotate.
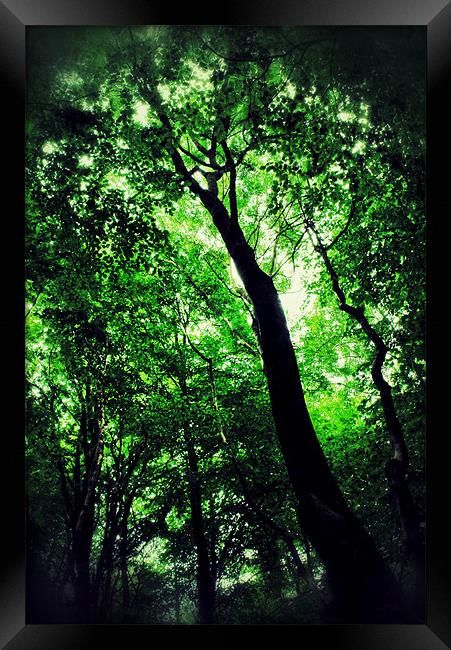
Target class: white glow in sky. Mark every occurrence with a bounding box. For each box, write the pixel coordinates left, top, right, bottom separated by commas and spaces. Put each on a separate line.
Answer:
230, 259, 315, 327
280, 281, 309, 325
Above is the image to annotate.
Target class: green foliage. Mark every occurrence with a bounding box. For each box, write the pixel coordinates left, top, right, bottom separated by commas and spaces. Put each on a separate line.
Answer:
25, 26, 424, 624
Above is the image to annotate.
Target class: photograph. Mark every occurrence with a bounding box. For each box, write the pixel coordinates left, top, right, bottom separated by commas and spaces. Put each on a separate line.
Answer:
25, 24, 425, 626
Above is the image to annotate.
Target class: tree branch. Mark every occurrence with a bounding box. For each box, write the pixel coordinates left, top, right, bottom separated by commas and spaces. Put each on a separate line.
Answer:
324, 201, 356, 251
221, 140, 238, 224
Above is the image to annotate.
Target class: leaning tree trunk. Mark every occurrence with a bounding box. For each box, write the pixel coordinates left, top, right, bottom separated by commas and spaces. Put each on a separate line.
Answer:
161, 135, 404, 622
306, 220, 424, 617
227, 239, 401, 621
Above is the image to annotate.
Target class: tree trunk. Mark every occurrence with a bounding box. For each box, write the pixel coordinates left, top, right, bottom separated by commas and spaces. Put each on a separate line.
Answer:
230, 245, 401, 621
119, 493, 134, 614
94, 489, 119, 622
185, 430, 216, 624
71, 389, 105, 622
72, 501, 95, 623
164, 141, 404, 621
308, 221, 424, 617
172, 552, 182, 624
176, 328, 217, 625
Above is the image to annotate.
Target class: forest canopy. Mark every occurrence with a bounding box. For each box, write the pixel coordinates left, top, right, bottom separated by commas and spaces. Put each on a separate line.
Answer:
25, 26, 425, 625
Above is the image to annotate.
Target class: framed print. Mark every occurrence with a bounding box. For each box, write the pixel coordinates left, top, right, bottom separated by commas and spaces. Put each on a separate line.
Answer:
1, 0, 450, 648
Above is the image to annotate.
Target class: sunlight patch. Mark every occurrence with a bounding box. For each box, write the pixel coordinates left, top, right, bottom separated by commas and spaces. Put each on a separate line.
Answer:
133, 100, 150, 126
42, 141, 58, 155
337, 111, 354, 122
79, 154, 94, 168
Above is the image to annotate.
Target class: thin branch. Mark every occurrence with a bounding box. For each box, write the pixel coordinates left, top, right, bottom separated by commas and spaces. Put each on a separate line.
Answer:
203, 257, 242, 300
221, 140, 238, 224
168, 257, 259, 358
324, 201, 356, 251
178, 143, 222, 171
25, 289, 42, 319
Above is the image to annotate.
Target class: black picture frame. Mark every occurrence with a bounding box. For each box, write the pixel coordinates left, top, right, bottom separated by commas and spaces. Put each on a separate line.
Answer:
1, 0, 449, 647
